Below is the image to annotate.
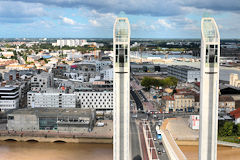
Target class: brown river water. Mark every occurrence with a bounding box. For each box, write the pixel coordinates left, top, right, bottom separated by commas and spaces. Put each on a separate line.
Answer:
179, 145, 240, 160
0, 141, 113, 160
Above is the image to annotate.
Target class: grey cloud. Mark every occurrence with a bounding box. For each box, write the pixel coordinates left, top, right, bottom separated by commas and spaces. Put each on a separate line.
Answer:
4, 0, 240, 16
184, 0, 240, 11
4, 0, 183, 16
0, 1, 46, 23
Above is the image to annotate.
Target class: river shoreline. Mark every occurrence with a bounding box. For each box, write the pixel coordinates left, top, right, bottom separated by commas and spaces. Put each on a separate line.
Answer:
0, 135, 113, 144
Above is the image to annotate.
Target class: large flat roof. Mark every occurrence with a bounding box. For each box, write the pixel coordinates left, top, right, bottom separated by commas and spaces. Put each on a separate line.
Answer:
0, 87, 17, 91
9, 108, 94, 118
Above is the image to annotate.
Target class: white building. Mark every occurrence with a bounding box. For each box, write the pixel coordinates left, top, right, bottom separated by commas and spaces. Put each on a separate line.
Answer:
31, 72, 53, 92
75, 91, 113, 110
168, 65, 200, 82
96, 60, 112, 72
0, 51, 14, 58
189, 115, 199, 130
229, 73, 240, 87
0, 87, 19, 110
113, 17, 130, 160
199, 17, 220, 160
27, 91, 76, 108
101, 68, 113, 80
53, 39, 88, 47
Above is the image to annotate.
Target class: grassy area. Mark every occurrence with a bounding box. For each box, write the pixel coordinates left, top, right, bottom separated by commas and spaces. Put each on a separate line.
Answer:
218, 136, 240, 143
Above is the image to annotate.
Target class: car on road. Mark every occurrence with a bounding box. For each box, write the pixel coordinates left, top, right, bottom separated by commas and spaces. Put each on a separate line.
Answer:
153, 137, 156, 141
162, 149, 166, 153
132, 114, 137, 118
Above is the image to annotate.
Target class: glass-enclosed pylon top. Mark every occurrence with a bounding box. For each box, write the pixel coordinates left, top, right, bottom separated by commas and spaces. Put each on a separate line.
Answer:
201, 18, 220, 43
114, 18, 130, 43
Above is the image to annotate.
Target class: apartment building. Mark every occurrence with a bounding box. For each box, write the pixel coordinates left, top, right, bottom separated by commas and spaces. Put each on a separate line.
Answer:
27, 91, 76, 108
75, 91, 113, 110
219, 95, 235, 113
31, 72, 53, 92
0, 86, 19, 110
167, 65, 200, 82
162, 93, 195, 113
229, 73, 240, 87
174, 93, 195, 112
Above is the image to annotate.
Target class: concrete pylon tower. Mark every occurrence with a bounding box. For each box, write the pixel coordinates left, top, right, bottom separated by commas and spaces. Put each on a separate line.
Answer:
199, 17, 220, 160
113, 17, 131, 160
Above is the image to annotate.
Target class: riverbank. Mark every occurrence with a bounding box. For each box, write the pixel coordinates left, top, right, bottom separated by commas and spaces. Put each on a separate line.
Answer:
164, 118, 240, 159
0, 122, 113, 144
0, 135, 113, 144
0, 141, 113, 160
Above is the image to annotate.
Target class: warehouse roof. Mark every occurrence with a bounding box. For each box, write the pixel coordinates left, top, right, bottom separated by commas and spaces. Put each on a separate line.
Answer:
9, 108, 95, 118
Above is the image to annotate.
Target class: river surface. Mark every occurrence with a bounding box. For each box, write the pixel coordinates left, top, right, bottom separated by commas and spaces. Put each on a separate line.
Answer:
0, 141, 113, 160
179, 145, 240, 160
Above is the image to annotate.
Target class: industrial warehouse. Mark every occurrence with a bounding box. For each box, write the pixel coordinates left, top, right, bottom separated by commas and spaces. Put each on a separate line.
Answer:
7, 108, 96, 132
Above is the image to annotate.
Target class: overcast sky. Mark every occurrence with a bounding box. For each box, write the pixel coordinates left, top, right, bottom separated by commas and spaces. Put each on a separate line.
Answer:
0, 0, 240, 38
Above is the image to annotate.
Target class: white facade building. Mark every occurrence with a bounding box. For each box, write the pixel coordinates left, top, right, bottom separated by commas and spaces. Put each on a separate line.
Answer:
101, 68, 113, 80
53, 39, 101, 48
113, 17, 130, 160
168, 65, 200, 82
75, 91, 113, 110
229, 73, 240, 87
27, 91, 76, 108
96, 60, 112, 72
54, 39, 87, 47
199, 17, 220, 160
0, 87, 19, 110
31, 72, 53, 92
189, 115, 199, 130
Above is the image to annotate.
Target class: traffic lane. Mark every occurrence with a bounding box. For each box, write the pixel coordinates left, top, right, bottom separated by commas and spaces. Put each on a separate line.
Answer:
130, 118, 141, 159
151, 123, 169, 160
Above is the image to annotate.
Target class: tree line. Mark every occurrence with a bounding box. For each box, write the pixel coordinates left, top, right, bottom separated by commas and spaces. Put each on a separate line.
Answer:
218, 121, 240, 137
141, 76, 178, 90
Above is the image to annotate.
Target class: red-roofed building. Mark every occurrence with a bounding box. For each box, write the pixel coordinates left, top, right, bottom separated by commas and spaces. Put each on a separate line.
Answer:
230, 108, 240, 124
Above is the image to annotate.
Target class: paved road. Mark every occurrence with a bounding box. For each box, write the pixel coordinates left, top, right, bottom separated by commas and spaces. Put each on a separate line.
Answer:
150, 122, 169, 160
130, 117, 141, 159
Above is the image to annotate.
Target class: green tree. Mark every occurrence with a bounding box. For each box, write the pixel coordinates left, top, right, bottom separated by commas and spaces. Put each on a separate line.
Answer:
237, 124, 240, 136
219, 121, 234, 136
164, 76, 178, 87
141, 77, 153, 90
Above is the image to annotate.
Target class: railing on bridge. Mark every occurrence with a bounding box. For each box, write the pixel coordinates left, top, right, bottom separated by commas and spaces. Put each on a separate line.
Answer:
142, 121, 159, 160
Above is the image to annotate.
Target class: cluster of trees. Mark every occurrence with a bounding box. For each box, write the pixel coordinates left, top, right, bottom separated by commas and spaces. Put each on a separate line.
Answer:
141, 76, 178, 90
218, 121, 240, 137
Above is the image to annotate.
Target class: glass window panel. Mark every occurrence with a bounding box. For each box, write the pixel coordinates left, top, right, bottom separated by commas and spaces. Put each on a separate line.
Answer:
125, 49, 128, 55
119, 49, 124, 67
209, 48, 215, 63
